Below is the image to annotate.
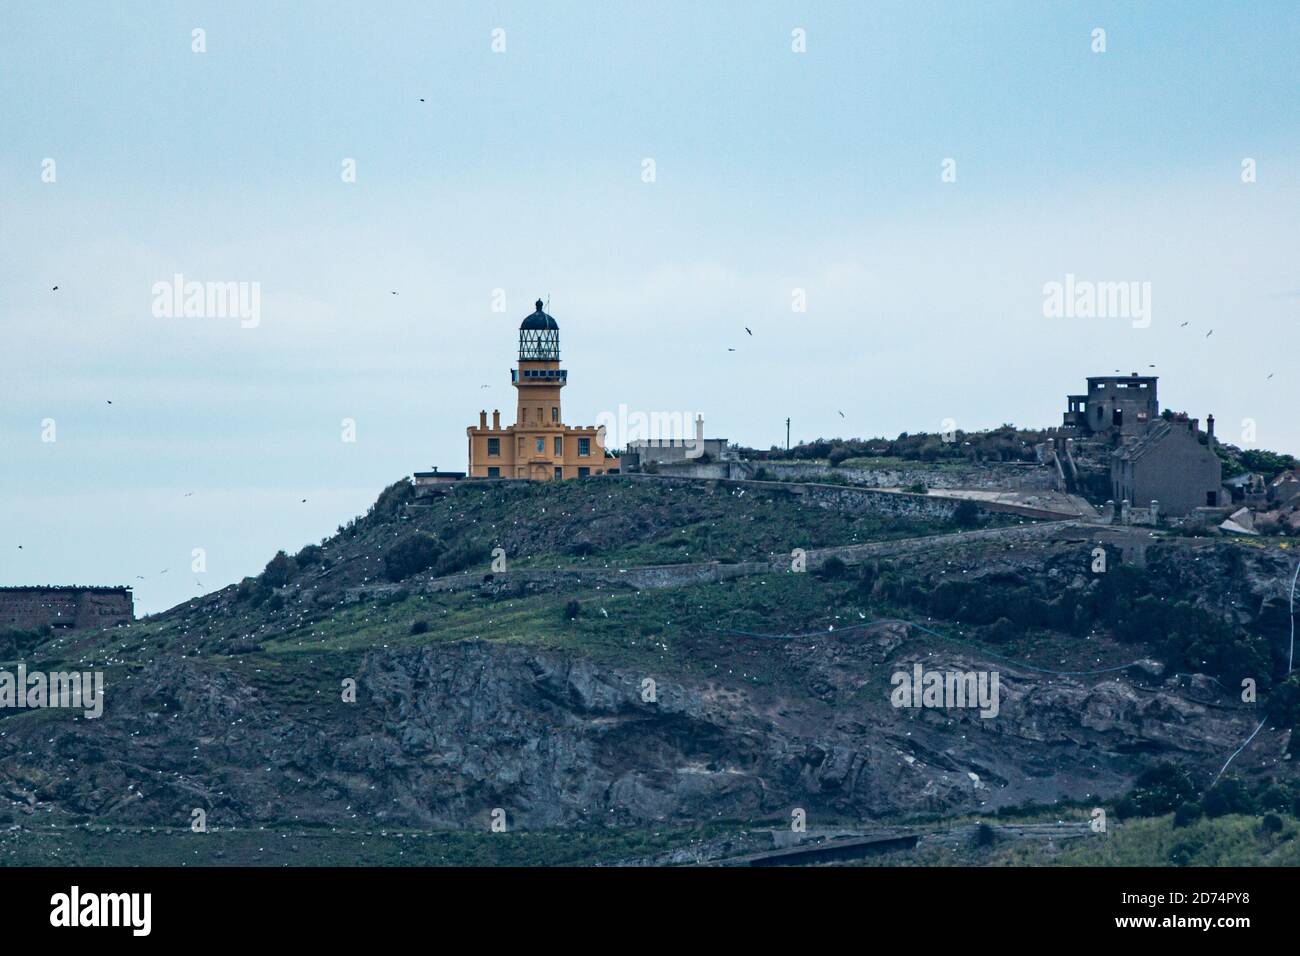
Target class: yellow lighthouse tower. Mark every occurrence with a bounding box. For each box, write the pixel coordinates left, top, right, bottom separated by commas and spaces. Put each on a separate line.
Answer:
466, 299, 611, 480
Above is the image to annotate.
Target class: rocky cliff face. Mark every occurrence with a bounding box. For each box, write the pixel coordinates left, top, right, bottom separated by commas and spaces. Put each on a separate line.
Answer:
1, 479, 1294, 836
0, 625, 1271, 831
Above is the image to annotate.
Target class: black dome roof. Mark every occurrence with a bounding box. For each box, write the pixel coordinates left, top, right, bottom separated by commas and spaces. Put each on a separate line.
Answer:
520, 299, 559, 331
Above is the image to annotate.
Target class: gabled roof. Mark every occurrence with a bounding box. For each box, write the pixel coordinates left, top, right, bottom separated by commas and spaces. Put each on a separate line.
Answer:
1113, 421, 1173, 463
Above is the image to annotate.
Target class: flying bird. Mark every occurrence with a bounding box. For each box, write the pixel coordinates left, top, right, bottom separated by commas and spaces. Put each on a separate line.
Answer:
727, 347, 735, 352
51, 286, 59, 291
1267, 373, 1275, 380
390, 291, 399, 295
745, 327, 752, 336
837, 411, 845, 418
301, 498, 308, 503
106, 400, 112, 404
1179, 321, 1189, 327
1206, 329, 1214, 337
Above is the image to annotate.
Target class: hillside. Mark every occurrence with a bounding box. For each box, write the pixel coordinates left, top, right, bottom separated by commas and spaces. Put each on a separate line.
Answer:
2, 474, 1298, 865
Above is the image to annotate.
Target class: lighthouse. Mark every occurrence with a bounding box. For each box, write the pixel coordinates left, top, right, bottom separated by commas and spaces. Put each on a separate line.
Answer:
466, 299, 611, 480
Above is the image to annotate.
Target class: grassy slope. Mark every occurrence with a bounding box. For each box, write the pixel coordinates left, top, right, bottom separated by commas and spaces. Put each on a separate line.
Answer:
8, 812, 1296, 867
1005, 814, 1300, 867
407, 476, 969, 569
0, 823, 739, 867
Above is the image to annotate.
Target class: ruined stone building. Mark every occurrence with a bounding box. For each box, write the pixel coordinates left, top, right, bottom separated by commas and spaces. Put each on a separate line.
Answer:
1062, 373, 1159, 440
1111, 414, 1223, 515
0, 586, 134, 632
466, 300, 612, 480
1059, 372, 1222, 517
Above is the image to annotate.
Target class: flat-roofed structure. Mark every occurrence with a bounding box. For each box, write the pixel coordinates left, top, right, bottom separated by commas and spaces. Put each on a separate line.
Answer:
0, 586, 134, 632
1062, 373, 1159, 439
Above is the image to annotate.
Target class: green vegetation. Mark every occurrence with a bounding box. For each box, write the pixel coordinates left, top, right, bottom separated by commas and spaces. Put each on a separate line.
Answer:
0, 823, 735, 867
1115, 764, 1199, 819
1042, 814, 1300, 867
1114, 764, 1300, 825
865, 560, 1275, 689
0, 624, 53, 657
740, 425, 1045, 465
952, 500, 981, 528
1239, 449, 1298, 482
1218, 445, 1298, 482
384, 533, 444, 581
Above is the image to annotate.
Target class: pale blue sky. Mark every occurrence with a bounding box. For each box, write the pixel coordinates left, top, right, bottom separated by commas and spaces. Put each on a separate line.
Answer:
2, 1, 1297, 613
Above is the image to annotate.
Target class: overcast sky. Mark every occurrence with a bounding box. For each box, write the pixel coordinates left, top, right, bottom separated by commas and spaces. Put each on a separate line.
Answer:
2, 1, 1297, 614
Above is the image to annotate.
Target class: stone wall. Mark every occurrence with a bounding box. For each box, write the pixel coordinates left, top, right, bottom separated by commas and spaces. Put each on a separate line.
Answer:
616, 472, 961, 519
744, 460, 1058, 491
342, 522, 1070, 603
0, 587, 134, 632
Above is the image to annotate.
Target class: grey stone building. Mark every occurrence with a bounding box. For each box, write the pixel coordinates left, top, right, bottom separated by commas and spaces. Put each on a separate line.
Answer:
1062, 373, 1159, 440
1110, 414, 1223, 516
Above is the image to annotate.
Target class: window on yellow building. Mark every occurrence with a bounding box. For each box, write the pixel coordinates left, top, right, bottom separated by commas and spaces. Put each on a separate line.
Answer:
578, 438, 591, 457
554, 436, 562, 455
578, 467, 590, 477
536, 438, 544, 453
487, 438, 500, 456
487, 467, 500, 478
551, 407, 558, 422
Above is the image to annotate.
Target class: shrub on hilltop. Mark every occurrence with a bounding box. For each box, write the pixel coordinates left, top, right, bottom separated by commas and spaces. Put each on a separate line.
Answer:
384, 532, 445, 582
261, 550, 296, 588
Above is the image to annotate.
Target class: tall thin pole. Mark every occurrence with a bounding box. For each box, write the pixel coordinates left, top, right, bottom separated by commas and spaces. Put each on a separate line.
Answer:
785, 418, 790, 454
